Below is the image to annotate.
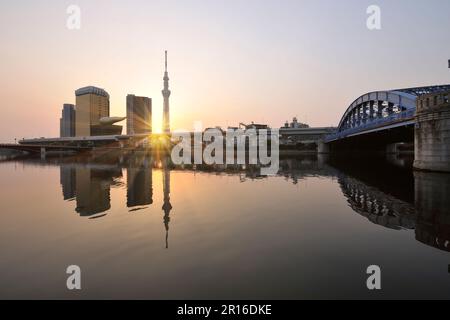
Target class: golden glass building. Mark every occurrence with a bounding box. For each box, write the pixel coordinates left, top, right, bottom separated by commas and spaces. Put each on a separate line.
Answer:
75, 86, 110, 137
126, 95, 152, 135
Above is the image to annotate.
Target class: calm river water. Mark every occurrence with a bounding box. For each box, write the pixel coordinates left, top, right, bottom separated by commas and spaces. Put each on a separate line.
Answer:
0, 152, 449, 299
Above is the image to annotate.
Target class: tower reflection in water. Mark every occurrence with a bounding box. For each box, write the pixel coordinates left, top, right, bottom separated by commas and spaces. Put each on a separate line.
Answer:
161, 157, 172, 249
58, 153, 450, 253
59, 153, 172, 247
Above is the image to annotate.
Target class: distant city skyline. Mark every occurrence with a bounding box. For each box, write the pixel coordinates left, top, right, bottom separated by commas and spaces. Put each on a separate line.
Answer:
1, 0, 450, 141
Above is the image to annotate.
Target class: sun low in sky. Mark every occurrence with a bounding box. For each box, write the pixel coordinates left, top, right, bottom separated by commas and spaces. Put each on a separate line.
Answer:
1, 0, 449, 141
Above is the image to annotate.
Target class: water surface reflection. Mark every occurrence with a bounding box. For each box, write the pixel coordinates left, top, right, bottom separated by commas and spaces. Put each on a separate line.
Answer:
32, 152, 450, 254
1, 152, 450, 299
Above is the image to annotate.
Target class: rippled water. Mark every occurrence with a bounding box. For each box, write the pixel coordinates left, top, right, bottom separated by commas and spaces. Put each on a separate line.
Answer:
0, 152, 449, 299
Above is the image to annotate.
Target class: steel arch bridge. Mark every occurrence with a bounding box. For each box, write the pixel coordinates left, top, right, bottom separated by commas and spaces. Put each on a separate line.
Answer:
324, 85, 450, 142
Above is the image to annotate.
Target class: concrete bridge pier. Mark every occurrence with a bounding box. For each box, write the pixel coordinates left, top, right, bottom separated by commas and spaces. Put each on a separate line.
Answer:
40, 147, 46, 160
414, 90, 450, 172
318, 140, 330, 154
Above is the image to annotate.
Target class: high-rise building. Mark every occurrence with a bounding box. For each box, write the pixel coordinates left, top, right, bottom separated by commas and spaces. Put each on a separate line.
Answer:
162, 51, 171, 133
60, 104, 76, 137
75, 86, 110, 137
126, 95, 152, 135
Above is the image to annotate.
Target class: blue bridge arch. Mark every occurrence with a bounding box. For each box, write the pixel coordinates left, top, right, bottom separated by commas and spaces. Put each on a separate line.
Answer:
325, 85, 450, 143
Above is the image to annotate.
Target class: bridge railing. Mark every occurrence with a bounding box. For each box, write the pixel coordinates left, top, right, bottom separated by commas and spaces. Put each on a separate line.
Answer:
324, 109, 415, 142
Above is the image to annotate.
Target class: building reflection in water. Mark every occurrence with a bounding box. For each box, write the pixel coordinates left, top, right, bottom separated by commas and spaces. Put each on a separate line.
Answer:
58, 153, 174, 247
60, 162, 122, 217
60, 166, 76, 200
56, 153, 450, 253
58, 154, 125, 217
75, 165, 122, 217
126, 154, 153, 210
278, 155, 331, 184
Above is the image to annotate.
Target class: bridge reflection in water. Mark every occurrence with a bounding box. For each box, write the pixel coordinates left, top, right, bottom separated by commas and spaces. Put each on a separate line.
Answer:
9, 151, 449, 254
330, 154, 450, 253
415, 171, 450, 252
339, 175, 417, 230
56, 154, 450, 253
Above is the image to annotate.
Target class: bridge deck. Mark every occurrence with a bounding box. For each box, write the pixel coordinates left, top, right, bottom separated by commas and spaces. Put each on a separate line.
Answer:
0, 144, 93, 153
325, 109, 415, 143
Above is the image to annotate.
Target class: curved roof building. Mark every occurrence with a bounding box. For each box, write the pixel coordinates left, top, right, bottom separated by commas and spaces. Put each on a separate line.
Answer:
99, 117, 126, 125
75, 86, 110, 98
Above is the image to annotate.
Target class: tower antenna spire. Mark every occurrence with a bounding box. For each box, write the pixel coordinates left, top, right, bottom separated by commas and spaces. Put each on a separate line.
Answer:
162, 50, 171, 133
165, 50, 168, 72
